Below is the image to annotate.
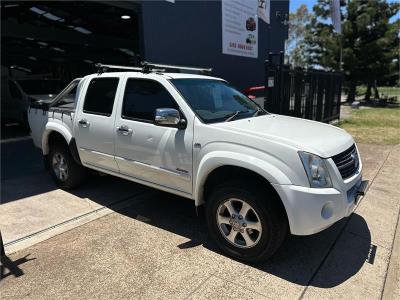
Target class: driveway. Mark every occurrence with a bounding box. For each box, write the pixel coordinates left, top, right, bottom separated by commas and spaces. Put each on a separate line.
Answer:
1, 138, 399, 299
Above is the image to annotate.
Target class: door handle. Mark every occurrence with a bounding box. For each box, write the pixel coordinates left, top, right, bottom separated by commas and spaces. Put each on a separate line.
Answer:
78, 119, 90, 128
117, 125, 133, 136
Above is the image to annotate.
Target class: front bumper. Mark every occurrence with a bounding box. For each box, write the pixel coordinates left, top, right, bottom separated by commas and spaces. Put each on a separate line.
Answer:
272, 177, 369, 236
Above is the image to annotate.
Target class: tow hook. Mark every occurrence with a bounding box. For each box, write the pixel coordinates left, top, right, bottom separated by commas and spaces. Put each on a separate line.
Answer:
357, 180, 369, 196
355, 180, 369, 204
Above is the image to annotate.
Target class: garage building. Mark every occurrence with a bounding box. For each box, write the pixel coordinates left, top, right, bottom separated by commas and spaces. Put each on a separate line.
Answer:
2, 0, 288, 88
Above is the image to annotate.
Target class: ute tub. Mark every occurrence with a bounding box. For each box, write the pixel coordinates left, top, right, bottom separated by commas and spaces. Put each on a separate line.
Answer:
28, 106, 75, 151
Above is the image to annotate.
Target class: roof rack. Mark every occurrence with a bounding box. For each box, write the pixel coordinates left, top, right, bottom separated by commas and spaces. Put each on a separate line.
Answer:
95, 61, 212, 75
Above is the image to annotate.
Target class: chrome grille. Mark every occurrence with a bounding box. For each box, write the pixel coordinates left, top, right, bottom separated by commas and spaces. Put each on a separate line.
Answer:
331, 144, 359, 179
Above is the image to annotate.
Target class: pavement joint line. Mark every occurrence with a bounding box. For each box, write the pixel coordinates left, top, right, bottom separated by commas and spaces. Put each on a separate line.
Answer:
381, 204, 400, 300
299, 144, 394, 300
211, 272, 271, 299
345, 229, 392, 251
381, 147, 400, 300
0, 136, 31, 144
184, 271, 217, 299
3, 190, 152, 248
128, 239, 216, 299
298, 212, 354, 300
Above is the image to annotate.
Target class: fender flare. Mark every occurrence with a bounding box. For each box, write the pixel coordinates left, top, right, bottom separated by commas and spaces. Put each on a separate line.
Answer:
41, 124, 82, 165
194, 151, 292, 206
42, 122, 73, 155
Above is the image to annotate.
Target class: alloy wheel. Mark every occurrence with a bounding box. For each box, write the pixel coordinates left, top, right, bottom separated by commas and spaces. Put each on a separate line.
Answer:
52, 152, 68, 182
216, 198, 262, 248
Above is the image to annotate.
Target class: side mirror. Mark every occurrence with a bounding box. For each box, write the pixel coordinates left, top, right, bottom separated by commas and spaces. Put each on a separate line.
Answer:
154, 108, 186, 129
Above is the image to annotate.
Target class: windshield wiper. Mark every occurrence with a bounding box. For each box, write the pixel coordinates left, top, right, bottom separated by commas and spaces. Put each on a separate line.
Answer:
224, 111, 240, 122
224, 110, 250, 122
252, 108, 265, 117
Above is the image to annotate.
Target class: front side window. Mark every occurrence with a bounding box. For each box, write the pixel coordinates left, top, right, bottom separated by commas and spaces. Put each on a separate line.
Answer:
170, 79, 265, 123
122, 79, 178, 121
83, 78, 119, 116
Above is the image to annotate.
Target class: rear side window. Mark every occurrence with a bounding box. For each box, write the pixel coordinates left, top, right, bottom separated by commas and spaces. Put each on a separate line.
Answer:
122, 79, 178, 121
83, 78, 119, 116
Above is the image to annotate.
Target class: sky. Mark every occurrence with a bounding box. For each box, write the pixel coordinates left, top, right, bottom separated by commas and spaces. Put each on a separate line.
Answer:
289, 0, 315, 13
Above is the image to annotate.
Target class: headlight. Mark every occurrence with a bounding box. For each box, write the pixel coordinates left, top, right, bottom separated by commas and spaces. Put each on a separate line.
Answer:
299, 152, 332, 188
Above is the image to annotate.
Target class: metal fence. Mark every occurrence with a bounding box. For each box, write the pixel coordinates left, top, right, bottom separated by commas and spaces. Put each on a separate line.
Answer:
264, 53, 343, 123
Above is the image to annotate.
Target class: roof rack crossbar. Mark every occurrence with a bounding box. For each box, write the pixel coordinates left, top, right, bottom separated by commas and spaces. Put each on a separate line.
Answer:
94, 62, 212, 74
95, 63, 142, 73
141, 61, 212, 73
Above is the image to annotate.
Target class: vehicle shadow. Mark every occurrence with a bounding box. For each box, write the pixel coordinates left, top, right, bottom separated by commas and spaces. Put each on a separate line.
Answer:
1, 138, 372, 287
0, 138, 149, 204
0, 138, 55, 203
113, 192, 372, 288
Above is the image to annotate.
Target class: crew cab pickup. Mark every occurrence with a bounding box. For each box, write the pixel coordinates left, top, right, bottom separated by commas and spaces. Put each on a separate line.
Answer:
28, 63, 368, 262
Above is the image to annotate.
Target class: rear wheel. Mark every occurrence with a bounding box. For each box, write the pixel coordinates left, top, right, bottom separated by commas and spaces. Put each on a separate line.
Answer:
206, 181, 288, 262
49, 142, 86, 189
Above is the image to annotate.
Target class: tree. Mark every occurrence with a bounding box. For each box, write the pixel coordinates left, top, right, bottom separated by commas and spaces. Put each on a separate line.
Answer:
286, 5, 312, 67
303, 0, 342, 71
304, 0, 399, 102
343, 0, 399, 101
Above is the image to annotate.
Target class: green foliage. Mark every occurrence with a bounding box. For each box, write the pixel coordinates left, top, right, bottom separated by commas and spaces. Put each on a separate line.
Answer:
304, 0, 399, 101
344, 1, 399, 84
304, 0, 342, 70
286, 5, 312, 67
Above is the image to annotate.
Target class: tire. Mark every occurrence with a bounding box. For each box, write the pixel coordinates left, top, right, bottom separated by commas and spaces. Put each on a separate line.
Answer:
49, 142, 86, 190
1, 231, 4, 258
206, 180, 288, 262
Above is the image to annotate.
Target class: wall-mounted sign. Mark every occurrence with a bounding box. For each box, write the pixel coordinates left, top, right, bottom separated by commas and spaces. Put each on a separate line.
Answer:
222, 0, 258, 58
257, 0, 270, 24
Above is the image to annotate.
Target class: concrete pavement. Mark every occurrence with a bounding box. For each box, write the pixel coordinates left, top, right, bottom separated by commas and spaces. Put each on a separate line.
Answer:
0, 139, 153, 253
1, 141, 399, 299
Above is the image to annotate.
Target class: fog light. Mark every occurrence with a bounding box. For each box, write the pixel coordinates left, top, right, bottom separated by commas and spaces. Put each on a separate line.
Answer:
321, 202, 334, 219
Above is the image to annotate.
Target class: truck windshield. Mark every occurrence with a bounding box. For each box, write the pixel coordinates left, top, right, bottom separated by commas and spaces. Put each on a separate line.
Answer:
170, 79, 266, 123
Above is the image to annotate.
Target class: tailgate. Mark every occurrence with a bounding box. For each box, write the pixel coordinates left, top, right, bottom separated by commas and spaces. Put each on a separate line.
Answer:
28, 106, 48, 149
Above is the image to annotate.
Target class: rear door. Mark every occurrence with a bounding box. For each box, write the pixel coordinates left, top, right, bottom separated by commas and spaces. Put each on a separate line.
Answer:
114, 77, 193, 194
74, 75, 122, 172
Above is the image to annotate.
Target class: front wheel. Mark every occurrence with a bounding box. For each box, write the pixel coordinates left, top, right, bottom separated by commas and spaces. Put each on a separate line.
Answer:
206, 181, 288, 262
49, 142, 86, 189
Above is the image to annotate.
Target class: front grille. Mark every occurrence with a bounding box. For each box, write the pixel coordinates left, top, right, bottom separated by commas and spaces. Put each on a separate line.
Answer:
331, 144, 359, 179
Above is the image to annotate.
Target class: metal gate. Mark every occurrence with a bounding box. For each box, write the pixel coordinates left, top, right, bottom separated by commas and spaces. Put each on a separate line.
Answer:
265, 53, 342, 123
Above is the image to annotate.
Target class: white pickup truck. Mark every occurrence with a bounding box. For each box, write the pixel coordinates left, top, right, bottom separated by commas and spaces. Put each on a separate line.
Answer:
28, 63, 367, 262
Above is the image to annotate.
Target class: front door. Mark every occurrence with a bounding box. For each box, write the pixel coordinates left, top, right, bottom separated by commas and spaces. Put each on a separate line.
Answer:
74, 76, 121, 172
114, 77, 193, 194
